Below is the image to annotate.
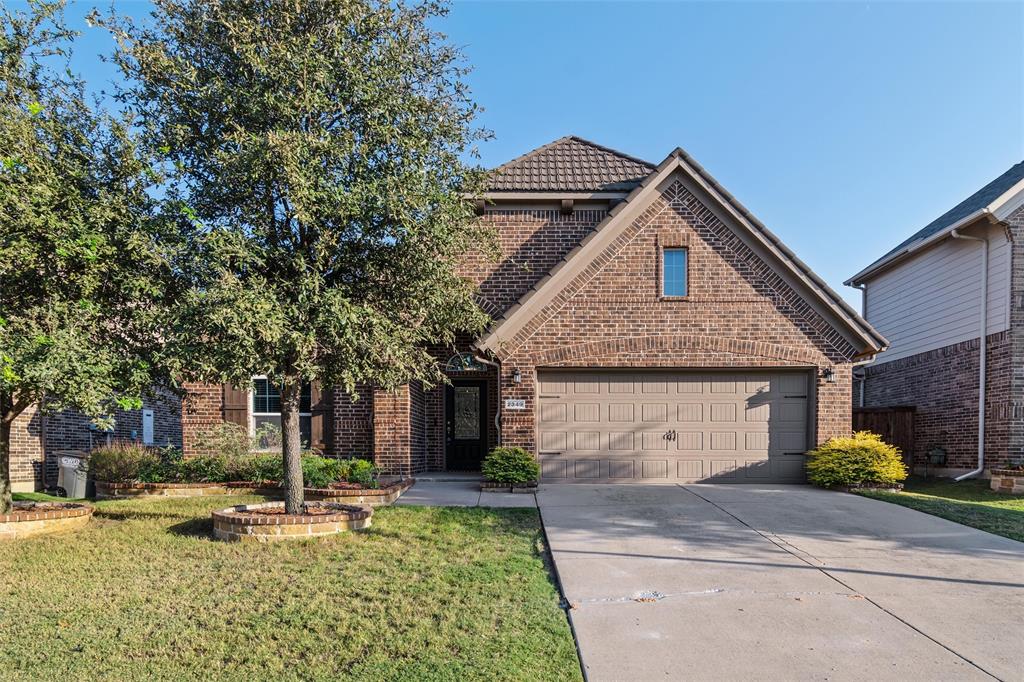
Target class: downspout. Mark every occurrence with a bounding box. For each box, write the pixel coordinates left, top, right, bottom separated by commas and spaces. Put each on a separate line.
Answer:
850, 282, 869, 407
951, 228, 989, 481
473, 354, 502, 445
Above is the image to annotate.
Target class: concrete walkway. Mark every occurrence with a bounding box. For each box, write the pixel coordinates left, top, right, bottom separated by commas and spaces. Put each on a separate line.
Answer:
538, 484, 1024, 681
396, 478, 536, 508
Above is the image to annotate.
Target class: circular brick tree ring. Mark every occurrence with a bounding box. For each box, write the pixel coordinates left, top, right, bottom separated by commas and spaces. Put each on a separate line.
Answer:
0, 502, 93, 541
211, 501, 372, 542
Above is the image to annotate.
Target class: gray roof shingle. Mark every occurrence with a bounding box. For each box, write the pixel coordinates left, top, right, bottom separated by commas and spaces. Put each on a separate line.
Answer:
865, 161, 1024, 273
489, 136, 655, 192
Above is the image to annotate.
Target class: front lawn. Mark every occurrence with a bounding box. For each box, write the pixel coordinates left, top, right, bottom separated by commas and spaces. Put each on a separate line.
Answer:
857, 477, 1024, 543
0, 495, 581, 681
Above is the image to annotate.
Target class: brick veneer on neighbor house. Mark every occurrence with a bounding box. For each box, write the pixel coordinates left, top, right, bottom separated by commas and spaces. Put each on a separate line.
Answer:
9, 406, 44, 492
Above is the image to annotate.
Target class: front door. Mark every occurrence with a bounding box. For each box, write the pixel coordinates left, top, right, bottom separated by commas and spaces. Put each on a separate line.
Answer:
445, 380, 488, 471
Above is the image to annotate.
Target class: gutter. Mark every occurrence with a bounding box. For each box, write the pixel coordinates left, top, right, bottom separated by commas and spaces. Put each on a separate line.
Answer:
846, 208, 992, 286
950, 227, 990, 481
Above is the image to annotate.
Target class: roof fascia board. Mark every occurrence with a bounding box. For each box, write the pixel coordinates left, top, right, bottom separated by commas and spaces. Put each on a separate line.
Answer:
484, 191, 629, 201
475, 155, 683, 354
849, 178, 1024, 286
671, 168, 878, 354
670, 155, 884, 354
846, 209, 990, 285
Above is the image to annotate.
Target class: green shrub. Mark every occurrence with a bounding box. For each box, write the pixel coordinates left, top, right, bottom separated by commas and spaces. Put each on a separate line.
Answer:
806, 431, 907, 488
482, 447, 539, 484
301, 456, 348, 488
176, 455, 228, 483
89, 442, 160, 483
347, 459, 377, 487
192, 422, 251, 459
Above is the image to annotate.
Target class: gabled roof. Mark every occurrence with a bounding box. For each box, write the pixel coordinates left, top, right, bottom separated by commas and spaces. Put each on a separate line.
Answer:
476, 144, 887, 358
488, 136, 655, 193
848, 161, 1024, 285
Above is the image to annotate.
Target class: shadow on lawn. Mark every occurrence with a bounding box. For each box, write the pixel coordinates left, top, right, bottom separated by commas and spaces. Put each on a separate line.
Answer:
166, 517, 214, 538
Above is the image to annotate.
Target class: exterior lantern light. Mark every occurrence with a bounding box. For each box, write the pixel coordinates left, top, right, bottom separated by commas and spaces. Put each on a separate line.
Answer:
512, 368, 522, 384
820, 367, 835, 384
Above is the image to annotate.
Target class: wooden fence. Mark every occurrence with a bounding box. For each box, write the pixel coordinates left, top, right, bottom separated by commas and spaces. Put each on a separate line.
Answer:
852, 406, 916, 466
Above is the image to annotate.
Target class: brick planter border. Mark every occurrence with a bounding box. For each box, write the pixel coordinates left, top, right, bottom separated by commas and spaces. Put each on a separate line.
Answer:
481, 480, 539, 494
990, 469, 1024, 495
0, 502, 93, 541
97, 478, 414, 507
211, 501, 372, 542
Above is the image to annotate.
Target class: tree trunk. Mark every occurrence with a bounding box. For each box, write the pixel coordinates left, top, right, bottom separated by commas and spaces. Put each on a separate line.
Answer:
280, 374, 305, 515
1, 418, 12, 515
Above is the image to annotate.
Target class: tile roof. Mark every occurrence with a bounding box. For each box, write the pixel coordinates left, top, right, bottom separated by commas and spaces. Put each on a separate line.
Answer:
488, 136, 656, 192
866, 161, 1024, 272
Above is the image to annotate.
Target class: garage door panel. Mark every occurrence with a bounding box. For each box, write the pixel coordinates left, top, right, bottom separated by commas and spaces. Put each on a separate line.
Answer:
538, 370, 810, 483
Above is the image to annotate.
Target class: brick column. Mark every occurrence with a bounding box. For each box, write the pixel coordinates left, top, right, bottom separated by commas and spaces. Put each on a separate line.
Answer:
373, 385, 413, 475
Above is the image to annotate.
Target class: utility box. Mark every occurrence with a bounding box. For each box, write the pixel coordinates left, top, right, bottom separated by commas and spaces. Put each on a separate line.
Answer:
56, 452, 92, 499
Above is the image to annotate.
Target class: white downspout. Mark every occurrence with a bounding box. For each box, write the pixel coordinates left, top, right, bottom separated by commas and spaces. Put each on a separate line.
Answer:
850, 282, 869, 407
951, 228, 989, 481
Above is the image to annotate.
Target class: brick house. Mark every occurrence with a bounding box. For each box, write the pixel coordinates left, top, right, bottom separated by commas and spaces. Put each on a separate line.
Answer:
182, 136, 885, 483
847, 161, 1024, 477
8, 392, 182, 493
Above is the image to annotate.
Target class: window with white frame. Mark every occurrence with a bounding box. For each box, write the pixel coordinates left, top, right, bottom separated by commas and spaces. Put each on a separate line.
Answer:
251, 377, 312, 448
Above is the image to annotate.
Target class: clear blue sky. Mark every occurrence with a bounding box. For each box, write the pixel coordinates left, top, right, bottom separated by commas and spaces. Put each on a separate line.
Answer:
42, 1, 1024, 307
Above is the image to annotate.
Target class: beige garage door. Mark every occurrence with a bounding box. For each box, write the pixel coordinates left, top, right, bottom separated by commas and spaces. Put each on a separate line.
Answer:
537, 370, 811, 483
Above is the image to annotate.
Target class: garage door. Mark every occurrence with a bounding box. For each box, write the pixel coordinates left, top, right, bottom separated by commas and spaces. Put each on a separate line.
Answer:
537, 370, 810, 483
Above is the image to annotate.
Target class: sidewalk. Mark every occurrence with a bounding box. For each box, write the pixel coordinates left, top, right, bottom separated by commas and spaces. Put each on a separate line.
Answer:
396, 478, 536, 508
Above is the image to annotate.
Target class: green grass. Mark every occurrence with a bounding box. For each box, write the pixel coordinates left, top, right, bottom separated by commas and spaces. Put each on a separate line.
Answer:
0, 495, 581, 681
857, 477, 1024, 543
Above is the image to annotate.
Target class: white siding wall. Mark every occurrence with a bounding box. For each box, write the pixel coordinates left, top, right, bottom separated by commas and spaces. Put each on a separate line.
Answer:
864, 223, 1010, 365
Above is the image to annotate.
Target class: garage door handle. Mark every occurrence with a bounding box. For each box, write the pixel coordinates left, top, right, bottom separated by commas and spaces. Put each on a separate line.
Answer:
538, 395, 562, 399
539, 451, 564, 455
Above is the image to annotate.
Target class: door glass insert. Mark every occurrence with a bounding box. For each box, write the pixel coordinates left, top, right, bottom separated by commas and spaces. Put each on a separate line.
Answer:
454, 386, 481, 439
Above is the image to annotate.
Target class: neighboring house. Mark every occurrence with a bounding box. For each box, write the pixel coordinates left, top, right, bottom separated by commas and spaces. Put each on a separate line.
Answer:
8, 391, 182, 493
10, 136, 886, 488
184, 136, 885, 483
847, 161, 1024, 476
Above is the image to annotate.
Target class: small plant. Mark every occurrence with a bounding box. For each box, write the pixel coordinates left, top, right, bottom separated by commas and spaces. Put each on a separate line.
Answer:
301, 456, 348, 488
482, 447, 539, 484
252, 422, 283, 451
347, 459, 378, 488
89, 442, 161, 483
806, 431, 907, 488
192, 422, 251, 459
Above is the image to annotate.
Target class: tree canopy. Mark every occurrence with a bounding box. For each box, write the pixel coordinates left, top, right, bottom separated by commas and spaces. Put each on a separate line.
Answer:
0, 0, 172, 512
103, 0, 491, 512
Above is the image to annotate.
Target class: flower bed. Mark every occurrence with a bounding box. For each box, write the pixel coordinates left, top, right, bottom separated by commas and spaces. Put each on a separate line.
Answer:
0, 502, 93, 541
990, 469, 1024, 495
97, 478, 413, 506
211, 501, 372, 542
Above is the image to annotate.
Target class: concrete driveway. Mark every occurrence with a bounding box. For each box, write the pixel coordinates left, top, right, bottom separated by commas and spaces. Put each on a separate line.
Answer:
537, 484, 1024, 681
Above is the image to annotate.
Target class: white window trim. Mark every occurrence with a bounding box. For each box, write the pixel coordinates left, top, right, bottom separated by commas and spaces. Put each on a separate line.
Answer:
249, 375, 313, 438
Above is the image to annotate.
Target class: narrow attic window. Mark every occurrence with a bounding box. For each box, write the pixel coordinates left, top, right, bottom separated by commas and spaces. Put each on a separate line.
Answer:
663, 248, 688, 297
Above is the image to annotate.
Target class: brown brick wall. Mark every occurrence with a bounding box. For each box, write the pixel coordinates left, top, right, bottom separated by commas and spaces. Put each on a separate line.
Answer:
182, 383, 224, 456
329, 385, 374, 458
492, 181, 859, 453
373, 385, 412, 475
862, 331, 1013, 471
461, 209, 604, 316
9, 405, 44, 491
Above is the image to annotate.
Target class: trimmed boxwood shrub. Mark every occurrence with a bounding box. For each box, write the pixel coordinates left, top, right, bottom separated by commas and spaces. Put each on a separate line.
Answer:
806, 431, 907, 488
482, 447, 540, 484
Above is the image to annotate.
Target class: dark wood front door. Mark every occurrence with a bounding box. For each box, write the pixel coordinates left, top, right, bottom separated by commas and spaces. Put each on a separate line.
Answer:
445, 380, 488, 471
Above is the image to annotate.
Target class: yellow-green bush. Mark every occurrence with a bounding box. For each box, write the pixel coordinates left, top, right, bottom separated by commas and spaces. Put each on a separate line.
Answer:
805, 431, 907, 488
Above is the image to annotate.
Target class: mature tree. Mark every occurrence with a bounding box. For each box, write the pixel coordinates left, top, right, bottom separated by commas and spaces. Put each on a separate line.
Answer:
0, 0, 172, 513
103, 0, 491, 513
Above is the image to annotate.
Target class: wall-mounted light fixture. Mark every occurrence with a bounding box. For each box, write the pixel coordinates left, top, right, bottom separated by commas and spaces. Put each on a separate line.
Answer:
512, 368, 522, 384
820, 367, 835, 384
